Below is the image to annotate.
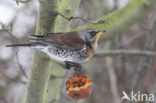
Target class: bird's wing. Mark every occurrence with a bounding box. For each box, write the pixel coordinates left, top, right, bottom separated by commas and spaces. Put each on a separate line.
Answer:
29, 32, 85, 50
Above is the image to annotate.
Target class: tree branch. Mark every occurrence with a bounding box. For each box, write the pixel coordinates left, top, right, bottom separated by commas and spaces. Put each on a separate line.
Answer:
15, 0, 30, 4
46, 0, 81, 102
23, 0, 81, 103
132, 17, 156, 93
105, 42, 120, 103
15, 50, 28, 79
95, 50, 156, 58
23, 0, 58, 103
75, 0, 156, 43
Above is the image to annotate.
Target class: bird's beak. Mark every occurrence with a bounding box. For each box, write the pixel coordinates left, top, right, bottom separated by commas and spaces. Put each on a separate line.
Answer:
97, 30, 106, 35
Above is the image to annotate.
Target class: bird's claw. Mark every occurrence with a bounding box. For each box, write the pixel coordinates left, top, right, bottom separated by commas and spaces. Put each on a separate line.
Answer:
64, 61, 82, 71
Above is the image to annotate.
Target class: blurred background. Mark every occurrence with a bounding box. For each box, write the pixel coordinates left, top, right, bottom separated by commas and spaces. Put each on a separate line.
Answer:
0, 0, 156, 103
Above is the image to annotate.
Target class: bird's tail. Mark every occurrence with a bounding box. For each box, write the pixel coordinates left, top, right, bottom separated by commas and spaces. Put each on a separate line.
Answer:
6, 42, 46, 47
6, 43, 32, 47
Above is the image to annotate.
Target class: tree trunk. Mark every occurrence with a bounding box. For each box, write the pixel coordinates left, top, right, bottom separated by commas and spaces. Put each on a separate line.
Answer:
23, 0, 80, 103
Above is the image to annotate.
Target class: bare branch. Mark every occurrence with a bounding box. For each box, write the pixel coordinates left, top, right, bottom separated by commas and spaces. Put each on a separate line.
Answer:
105, 42, 120, 103
95, 50, 156, 58
0, 22, 18, 41
8, 77, 27, 84
3, 69, 27, 85
132, 17, 156, 92
49, 75, 64, 80
57, 12, 105, 24
108, 64, 120, 103
15, 0, 31, 5
75, 0, 156, 43
50, 99, 57, 103
15, 51, 28, 79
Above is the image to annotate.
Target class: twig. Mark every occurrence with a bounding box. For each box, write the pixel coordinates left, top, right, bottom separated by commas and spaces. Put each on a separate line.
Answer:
57, 12, 105, 24
50, 99, 57, 103
108, 63, 120, 103
95, 50, 156, 58
0, 22, 18, 41
75, 0, 156, 43
3, 70, 27, 85
9, 77, 27, 84
105, 42, 120, 103
15, 51, 28, 80
0, 22, 28, 79
15, 0, 30, 5
50, 75, 64, 80
1, 22, 28, 80
132, 17, 156, 92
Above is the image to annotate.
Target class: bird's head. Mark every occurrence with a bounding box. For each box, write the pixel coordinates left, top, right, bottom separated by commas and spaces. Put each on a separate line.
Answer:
78, 29, 106, 42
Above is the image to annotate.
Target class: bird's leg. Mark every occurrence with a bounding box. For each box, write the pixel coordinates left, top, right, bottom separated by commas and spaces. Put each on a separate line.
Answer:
64, 62, 72, 70
65, 61, 82, 71
55, 12, 105, 24
55, 62, 72, 70
75, 64, 82, 71
56, 61, 82, 70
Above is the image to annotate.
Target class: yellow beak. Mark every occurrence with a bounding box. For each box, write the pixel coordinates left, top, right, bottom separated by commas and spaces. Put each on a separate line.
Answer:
97, 30, 106, 35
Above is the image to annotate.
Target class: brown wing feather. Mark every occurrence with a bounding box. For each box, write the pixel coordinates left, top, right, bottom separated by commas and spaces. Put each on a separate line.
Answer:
60, 32, 85, 49
44, 32, 85, 49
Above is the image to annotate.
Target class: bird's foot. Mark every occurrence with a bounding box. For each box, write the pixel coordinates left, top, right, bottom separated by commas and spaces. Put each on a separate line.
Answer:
65, 61, 82, 71
56, 62, 71, 70
74, 64, 82, 71
56, 61, 83, 72
64, 63, 72, 70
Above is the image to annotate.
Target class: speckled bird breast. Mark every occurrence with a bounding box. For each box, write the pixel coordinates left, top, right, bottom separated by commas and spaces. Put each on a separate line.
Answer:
35, 45, 93, 63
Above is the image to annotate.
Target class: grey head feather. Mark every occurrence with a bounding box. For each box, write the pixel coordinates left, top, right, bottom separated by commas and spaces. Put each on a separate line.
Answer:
77, 28, 100, 41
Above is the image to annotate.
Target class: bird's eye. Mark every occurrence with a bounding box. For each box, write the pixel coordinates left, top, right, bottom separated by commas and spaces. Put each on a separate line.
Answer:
90, 31, 96, 37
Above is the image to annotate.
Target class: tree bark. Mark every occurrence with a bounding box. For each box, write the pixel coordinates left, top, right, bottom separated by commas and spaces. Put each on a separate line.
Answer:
23, 0, 59, 103
75, 0, 156, 43
23, 0, 81, 103
46, 1, 81, 102
22, 0, 156, 102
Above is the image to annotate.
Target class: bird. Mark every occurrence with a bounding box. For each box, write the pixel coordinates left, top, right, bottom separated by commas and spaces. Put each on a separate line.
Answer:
6, 28, 105, 70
